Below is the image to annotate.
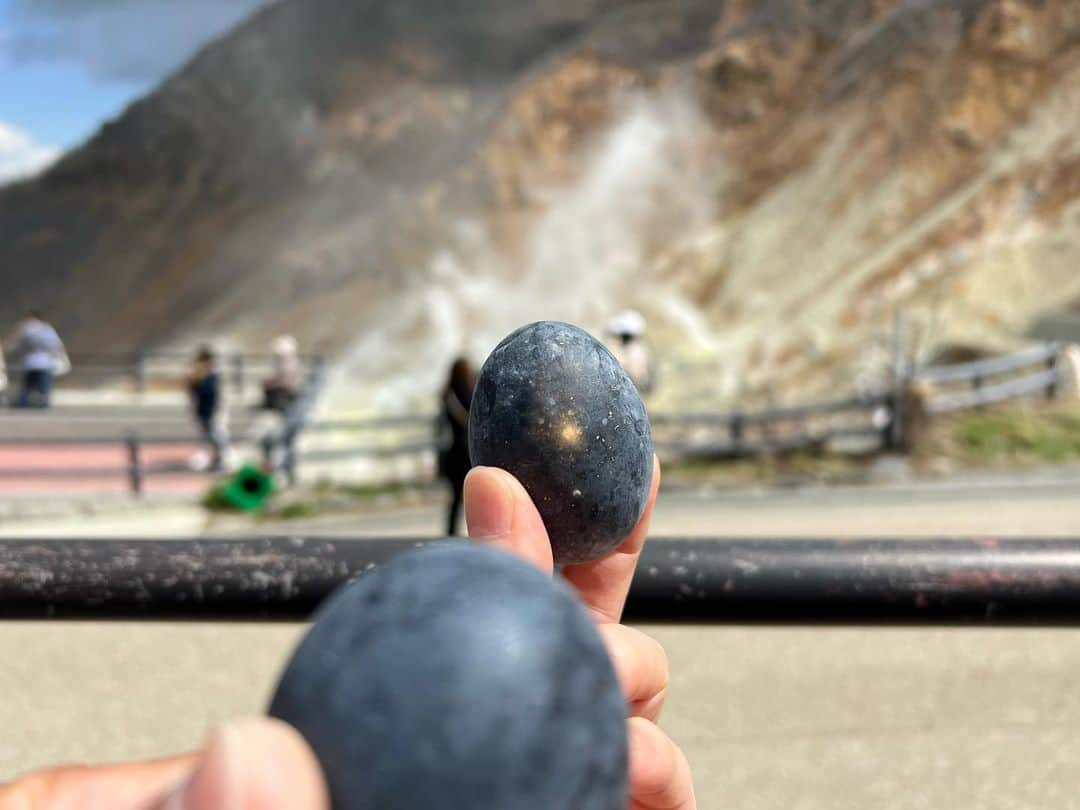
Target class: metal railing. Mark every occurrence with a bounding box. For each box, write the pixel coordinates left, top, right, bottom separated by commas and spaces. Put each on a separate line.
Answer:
4, 536, 1080, 624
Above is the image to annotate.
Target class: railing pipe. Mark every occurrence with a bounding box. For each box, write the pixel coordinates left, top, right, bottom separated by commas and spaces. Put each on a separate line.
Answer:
4, 537, 1080, 624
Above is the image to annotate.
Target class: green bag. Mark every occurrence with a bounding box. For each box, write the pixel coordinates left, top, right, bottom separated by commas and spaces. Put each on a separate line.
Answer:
220, 464, 275, 511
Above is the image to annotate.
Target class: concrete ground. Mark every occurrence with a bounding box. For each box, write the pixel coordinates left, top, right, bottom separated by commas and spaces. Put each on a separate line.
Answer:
3, 481, 1080, 808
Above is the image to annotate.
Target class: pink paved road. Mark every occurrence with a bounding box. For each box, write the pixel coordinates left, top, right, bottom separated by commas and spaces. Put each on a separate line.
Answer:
0, 443, 213, 494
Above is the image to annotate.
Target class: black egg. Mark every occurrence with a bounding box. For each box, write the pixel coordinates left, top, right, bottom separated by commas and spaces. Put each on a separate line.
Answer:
269, 543, 628, 810
469, 321, 653, 564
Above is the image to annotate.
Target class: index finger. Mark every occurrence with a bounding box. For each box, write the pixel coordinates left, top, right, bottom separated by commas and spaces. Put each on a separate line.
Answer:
464, 466, 555, 574
0, 754, 195, 810
562, 455, 660, 623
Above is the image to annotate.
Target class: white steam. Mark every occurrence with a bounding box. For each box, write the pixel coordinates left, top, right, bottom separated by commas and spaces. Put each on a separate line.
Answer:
322, 87, 720, 416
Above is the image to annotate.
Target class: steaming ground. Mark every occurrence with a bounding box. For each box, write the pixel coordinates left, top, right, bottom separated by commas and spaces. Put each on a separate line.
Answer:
5, 0, 1078, 431
316, 48, 1080, 425
320, 88, 731, 419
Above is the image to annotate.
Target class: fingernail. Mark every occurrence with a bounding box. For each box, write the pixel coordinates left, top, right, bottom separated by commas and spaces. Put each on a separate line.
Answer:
157, 724, 239, 810
154, 718, 328, 810
464, 467, 514, 538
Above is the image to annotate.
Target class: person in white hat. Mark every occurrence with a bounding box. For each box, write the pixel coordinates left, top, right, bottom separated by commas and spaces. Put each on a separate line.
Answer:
263, 336, 302, 413
604, 309, 655, 395
253, 336, 306, 484
12, 310, 69, 408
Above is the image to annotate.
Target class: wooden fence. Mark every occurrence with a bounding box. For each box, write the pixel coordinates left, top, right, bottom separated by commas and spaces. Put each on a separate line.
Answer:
50, 351, 323, 397
0, 343, 1074, 495
915, 342, 1064, 414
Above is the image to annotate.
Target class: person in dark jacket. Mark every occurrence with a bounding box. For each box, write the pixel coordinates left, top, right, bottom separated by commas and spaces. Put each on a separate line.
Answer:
188, 346, 229, 472
438, 357, 476, 535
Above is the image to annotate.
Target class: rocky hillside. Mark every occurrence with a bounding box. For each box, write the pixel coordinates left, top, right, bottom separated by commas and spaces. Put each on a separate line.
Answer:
1, 0, 1078, 411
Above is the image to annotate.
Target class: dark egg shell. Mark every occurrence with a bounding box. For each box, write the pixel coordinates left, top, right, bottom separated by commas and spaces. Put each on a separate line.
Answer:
269, 543, 628, 810
469, 321, 653, 564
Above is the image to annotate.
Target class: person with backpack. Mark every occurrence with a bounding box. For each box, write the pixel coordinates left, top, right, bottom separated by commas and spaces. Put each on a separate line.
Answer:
12, 310, 70, 409
261, 335, 303, 414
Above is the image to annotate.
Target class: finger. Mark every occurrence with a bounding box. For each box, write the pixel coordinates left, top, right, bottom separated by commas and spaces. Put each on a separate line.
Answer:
149, 718, 328, 810
598, 624, 669, 722
628, 717, 696, 810
563, 455, 660, 623
0, 754, 195, 810
464, 466, 554, 574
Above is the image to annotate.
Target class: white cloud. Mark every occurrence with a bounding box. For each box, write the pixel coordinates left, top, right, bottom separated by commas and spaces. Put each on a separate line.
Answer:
0, 121, 61, 184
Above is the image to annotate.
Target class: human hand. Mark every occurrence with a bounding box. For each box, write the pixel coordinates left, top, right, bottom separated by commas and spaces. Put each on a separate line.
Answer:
1, 456, 692, 810
464, 456, 696, 810
0, 717, 328, 809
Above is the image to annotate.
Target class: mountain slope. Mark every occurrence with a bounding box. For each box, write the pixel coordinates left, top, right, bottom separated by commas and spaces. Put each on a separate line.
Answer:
1, 0, 1078, 412
0, 0, 714, 351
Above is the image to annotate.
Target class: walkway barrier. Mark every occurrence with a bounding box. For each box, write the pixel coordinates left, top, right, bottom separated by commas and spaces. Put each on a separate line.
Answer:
651, 395, 893, 458
916, 342, 1064, 414
46, 351, 323, 397
2, 342, 1075, 492
0, 359, 331, 494
3, 537, 1080, 624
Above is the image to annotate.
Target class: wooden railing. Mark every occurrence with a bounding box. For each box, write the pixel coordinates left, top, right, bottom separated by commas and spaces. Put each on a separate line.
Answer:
915, 343, 1063, 414
0, 343, 1074, 495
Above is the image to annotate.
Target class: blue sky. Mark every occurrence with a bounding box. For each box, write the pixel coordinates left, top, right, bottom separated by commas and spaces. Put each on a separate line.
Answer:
0, 0, 270, 184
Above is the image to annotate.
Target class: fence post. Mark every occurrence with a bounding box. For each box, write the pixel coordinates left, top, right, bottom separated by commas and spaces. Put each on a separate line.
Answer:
882, 391, 903, 452
730, 412, 744, 452
1046, 346, 1059, 400
887, 310, 912, 451
125, 432, 143, 496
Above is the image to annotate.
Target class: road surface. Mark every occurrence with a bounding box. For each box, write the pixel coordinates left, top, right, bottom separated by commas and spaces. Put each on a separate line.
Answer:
0, 402, 259, 495
0, 399, 282, 494
2, 483, 1080, 808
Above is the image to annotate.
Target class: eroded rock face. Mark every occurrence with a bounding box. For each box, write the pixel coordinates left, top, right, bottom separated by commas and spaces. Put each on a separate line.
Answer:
3, 0, 1079, 408
269, 543, 627, 810
469, 321, 653, 564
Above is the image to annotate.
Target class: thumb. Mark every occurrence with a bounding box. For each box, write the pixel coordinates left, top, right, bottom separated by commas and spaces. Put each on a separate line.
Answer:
154, 718, 328, 810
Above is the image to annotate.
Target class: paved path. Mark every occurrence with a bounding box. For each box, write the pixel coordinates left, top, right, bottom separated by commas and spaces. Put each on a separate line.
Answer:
0, 398, 268, 495
0, 401, 257, 440
3, 484, 1080, 808
0, 442, 213, 495
237, 478, 1080, 538
0, 406, 222, 496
